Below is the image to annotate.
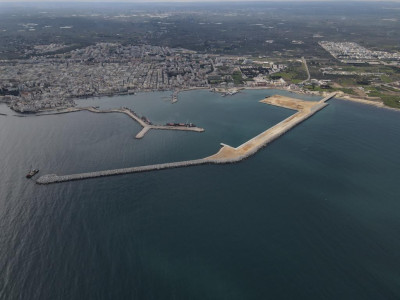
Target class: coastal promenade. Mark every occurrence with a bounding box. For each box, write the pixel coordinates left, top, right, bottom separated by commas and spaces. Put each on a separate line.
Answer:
39, 106, 204, 139
36, 93, 336, 184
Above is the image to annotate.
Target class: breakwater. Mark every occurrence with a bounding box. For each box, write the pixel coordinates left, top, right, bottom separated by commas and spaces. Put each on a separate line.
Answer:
37, 106, 204, 139
205, 93, 335, 161
36, 159, 209, 184
36, 93, 336, 184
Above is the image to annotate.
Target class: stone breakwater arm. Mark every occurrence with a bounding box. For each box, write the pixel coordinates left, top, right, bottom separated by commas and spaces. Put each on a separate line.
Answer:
135, 126, 204, 139
135, 127, 151, 139
320, 92, 337, 103
36, 159, 209, 184
205, 103, 328, 162
205, 93, 336, 162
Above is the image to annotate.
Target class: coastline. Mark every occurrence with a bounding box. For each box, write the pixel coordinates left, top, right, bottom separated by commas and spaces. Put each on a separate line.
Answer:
335, 95, 400, 112
8, 85, 400, 115
243, 86, 400, 112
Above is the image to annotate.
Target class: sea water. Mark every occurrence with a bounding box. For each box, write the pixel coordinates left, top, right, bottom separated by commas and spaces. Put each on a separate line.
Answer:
0, 89, 399, 299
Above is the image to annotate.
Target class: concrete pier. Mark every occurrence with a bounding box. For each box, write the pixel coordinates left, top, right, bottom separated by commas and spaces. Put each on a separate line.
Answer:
36, 93, 336, 185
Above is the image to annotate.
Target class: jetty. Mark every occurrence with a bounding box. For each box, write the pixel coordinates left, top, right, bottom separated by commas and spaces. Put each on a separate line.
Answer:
36, 93, 336, 185
39, 106, 204, 139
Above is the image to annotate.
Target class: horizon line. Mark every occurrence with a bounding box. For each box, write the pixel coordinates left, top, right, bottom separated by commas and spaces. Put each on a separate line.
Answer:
1, 0, 400, 2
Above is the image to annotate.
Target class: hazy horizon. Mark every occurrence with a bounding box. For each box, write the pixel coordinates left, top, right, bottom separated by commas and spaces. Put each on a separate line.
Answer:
1, 0, 399, 2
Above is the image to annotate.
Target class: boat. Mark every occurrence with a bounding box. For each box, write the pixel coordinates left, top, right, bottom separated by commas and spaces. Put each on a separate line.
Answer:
26, 168, 39, 178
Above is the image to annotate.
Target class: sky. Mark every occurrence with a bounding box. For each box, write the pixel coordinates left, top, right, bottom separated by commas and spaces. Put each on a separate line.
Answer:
0, 0, 397, 2
0, 0, 398, 3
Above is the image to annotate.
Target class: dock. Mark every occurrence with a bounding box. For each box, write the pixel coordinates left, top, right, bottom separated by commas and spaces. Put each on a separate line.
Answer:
36, 93, 336, 185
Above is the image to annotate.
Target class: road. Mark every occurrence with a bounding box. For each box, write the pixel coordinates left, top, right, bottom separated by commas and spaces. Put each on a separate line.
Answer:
300, 56, 311, 84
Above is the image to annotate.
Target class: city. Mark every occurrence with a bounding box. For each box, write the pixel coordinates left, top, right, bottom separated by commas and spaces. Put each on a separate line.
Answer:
319, 41, 400, 64
0, 42, 287, 112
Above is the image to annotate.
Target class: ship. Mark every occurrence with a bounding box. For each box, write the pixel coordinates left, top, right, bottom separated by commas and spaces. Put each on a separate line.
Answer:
26, 168, 39, 179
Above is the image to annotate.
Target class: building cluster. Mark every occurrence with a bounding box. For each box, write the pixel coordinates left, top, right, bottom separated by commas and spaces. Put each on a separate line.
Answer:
0, 43, 287, 112
319, 41, 400, 64
24, 43, 69, 56
0, 43, 214, 112
320, 67, 383, 77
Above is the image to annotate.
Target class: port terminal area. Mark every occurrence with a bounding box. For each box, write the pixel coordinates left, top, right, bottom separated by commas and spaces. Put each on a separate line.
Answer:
36, 93, 336, 184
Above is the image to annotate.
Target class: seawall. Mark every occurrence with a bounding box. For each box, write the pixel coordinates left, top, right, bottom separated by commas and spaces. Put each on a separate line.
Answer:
37, 159, 209, 184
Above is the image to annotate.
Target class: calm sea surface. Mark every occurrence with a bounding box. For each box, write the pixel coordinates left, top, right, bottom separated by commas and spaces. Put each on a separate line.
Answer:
1, 89, 400, 299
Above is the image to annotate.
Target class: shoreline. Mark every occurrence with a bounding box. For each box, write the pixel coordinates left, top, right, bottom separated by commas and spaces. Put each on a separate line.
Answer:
335, 95, 400, 112
7, 85, 400, 115
241, 86, 400, 112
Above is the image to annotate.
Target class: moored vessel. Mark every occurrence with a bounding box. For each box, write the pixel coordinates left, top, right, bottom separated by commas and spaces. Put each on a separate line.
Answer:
26, 168, 39, 178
